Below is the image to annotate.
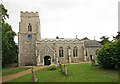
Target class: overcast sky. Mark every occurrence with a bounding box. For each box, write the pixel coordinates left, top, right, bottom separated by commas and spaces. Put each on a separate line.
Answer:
2, 0, 119, 43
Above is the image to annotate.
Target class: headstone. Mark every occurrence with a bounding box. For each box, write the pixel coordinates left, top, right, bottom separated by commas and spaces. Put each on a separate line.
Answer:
91, 59, 95, 66
60, 64, 64, 73
59, 61, 62, 70
61, 64, 68, 75
64, 65, 68, 76
62, 66, 64, 73
31, 67, 38, 82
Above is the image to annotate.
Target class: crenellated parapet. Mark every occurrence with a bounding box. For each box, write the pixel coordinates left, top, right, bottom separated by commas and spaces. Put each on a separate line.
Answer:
20, 11, 39, 17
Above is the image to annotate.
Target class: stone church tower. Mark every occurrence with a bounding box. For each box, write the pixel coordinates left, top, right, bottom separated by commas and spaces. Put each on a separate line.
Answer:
18, 11, 40, 66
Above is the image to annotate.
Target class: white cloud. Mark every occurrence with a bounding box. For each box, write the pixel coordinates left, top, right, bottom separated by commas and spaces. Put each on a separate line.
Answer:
2, 0, 119, 42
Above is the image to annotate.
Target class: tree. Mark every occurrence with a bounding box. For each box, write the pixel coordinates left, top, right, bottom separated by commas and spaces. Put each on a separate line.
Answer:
0, 3, 9, 23
113, 32, 120, 41
97, 39, 120, 70
100, 36, 110, 45
0, 4, 18, 66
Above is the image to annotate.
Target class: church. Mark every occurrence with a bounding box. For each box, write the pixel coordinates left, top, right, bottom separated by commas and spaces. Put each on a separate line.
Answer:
18, 11, 102, 66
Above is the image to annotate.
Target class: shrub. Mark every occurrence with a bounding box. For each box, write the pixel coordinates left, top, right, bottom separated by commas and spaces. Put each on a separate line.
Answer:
49, 64, 58, 70
97, 39, 120, 70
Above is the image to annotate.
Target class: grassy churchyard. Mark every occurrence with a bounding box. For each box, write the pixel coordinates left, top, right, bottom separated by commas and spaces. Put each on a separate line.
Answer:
6, 63, 118, 82
2, 67, 31, 76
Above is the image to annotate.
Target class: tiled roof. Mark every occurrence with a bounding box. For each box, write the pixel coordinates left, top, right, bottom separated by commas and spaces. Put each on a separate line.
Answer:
84, 40, 102, 47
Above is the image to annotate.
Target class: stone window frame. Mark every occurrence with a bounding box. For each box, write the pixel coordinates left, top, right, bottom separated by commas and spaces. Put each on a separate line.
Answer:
73, 46, 78, 57
28, 23, 32, 32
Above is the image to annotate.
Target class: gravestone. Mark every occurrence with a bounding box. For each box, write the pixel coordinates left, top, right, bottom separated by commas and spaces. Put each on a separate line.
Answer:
62, 64, 65, 73
61, 64, 68, 76
31, 67, 38, 82
64, 65, 68, 76
59, 62, 68, 76
91, 59, 95, 66
58, 61, 62, 70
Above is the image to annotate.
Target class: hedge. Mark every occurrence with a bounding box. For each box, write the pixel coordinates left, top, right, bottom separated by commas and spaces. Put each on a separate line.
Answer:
97, 39, 120, 70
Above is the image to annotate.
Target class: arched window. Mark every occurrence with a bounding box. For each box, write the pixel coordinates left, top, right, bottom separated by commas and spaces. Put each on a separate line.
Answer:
59, 47, 64, 57
73, 46, 77, 57
28, 23, 32, 32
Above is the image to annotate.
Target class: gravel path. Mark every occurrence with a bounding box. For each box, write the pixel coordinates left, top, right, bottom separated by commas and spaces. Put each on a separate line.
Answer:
2, 66, 47, 83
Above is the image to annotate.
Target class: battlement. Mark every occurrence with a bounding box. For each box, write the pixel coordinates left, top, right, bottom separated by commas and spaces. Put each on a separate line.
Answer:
20, 11, 39, 17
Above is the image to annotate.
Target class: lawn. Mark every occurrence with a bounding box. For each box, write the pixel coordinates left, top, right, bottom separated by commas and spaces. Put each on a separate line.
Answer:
9, 63, 118, 82
2, 67, 30, 76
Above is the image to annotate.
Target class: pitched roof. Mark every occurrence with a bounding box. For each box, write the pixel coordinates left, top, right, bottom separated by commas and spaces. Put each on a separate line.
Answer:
84, 40, 102, 47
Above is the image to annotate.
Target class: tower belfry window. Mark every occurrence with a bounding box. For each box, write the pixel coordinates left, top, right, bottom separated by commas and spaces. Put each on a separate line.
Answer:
28, 23, 32, 32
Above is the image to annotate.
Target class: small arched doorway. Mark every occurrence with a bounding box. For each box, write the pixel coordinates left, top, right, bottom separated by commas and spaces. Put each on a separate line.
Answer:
44, 56, 51, 65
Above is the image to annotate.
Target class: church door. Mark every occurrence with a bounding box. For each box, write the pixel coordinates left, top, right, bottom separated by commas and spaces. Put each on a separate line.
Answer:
44, 56, 51, 65
90, 54, 93, 61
